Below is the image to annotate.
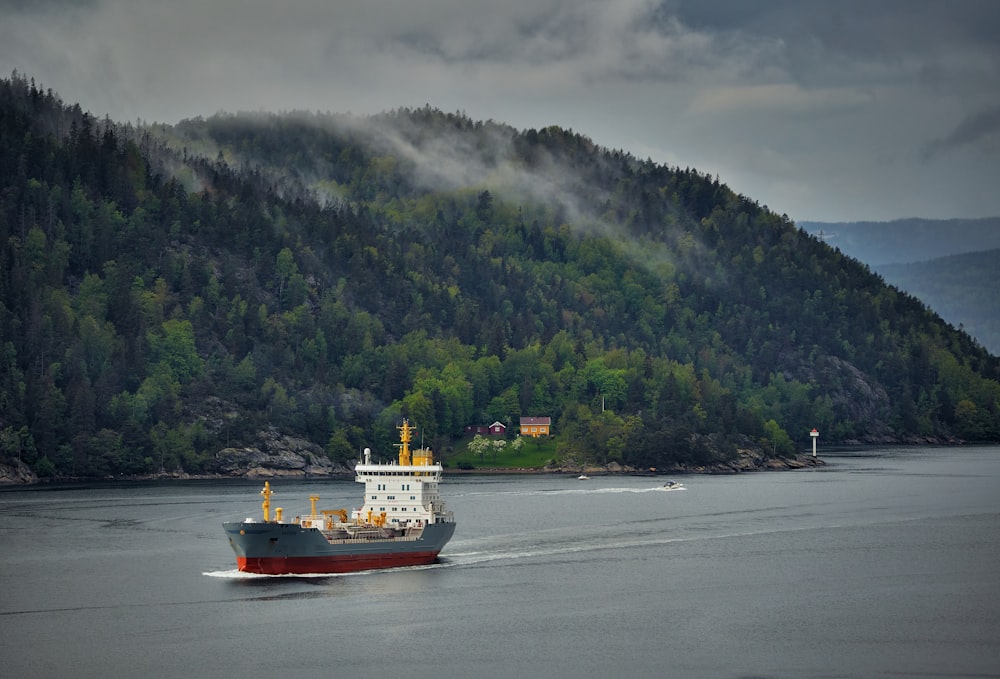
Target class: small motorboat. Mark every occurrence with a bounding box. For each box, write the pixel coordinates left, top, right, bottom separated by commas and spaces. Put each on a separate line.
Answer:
661, 480, 684, 490
578, 474, 590, 480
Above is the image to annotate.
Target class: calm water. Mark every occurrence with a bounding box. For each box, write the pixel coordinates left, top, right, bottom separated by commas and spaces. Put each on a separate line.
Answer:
1, 446, 998, 679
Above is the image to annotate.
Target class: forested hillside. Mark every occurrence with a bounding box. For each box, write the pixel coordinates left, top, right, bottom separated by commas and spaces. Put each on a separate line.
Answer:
2, 74, 999, 479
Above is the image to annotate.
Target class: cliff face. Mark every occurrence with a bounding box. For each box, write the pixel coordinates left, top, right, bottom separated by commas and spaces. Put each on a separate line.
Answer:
212, 428, 353, 478
813, 356, 893, 438
0, 428, 354, 484
0, 459, 38, 484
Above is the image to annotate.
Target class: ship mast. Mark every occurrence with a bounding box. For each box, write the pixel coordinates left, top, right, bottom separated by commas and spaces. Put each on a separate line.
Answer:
398, 419, 414, 465
260, 481, 273, 522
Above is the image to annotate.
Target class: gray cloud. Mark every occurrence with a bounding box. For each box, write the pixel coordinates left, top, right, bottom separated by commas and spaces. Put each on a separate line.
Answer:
0, 0, 98, 11
1, 0, 998, 222
924, 105, 1000, 159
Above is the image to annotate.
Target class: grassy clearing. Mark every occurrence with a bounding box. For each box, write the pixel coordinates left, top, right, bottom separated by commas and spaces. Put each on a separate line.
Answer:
444, 436, 558, 469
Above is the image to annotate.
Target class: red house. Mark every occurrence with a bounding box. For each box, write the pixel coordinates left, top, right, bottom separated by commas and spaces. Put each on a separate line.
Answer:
465, 421, 507, 436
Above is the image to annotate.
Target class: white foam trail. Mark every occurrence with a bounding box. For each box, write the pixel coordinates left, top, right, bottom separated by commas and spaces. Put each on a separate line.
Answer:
455, 486, 683, 498
202, 561, 447, 579
203, 569, 273, 579
442, 530, 697, 566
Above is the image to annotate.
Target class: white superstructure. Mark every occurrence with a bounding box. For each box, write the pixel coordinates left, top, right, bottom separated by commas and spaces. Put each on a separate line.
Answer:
353, 419, 454, 528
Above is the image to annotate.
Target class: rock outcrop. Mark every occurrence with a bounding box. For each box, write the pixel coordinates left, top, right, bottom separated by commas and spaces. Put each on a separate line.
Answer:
0, 459, 38, 485
212, 428, 352, 478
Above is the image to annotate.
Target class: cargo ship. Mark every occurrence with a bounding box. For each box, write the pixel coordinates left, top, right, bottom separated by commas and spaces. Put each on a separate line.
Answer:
224, 419, 455, 575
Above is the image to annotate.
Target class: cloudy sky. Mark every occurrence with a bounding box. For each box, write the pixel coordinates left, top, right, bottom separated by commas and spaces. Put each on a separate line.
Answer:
2, 0, 998, 223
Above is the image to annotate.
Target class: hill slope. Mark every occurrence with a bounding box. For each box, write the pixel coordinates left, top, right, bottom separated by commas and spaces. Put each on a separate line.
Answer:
2, 75, 999, 479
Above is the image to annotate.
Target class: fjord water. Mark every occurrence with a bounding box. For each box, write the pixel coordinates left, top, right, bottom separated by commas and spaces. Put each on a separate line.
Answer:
1, 447, 998, 679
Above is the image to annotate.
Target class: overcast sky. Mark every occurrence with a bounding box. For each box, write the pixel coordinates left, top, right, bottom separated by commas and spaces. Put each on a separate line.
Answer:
2, 0, 998, 223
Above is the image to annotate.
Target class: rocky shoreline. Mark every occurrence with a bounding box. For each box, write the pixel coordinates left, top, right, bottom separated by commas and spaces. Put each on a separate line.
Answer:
1, 433, 825, 485
456, 450, 827, 476
14, 422, 994, 486
4, 426, 971, 486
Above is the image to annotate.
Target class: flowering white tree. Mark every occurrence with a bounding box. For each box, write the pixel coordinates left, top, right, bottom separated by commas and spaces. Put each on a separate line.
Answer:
467, 434, 490, 461
491, 438, 507, 462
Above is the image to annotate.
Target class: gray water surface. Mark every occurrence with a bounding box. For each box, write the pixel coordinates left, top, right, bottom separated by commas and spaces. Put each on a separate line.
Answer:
1, 446, 998, 678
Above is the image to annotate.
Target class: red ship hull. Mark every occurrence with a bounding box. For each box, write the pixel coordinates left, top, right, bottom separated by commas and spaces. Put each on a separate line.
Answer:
237, 550, 442, 575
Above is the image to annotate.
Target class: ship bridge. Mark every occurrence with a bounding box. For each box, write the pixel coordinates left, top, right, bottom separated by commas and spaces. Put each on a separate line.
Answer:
353, 420, 453, 527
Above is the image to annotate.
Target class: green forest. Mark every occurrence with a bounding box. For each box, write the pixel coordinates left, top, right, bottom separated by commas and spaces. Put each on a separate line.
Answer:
2, 73, 999, 479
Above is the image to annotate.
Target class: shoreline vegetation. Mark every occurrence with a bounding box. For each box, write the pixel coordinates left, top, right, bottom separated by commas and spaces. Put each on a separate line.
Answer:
9, 432, 1000, 486
6, 429, 993, 486
3, 451, 825, 485
0, 427, 830, 485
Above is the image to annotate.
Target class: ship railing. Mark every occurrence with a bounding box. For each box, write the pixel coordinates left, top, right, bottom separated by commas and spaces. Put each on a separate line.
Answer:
320, 531, 421, 544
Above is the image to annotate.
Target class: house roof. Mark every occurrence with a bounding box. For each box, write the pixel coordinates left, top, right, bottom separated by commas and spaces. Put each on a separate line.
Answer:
519, 417, 551, 426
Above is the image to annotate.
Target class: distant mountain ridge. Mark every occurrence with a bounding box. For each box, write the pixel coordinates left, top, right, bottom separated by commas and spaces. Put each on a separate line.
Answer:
799, 217, 1000, 265
800, 219, 1000, 355
878, 249, 1000, 356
